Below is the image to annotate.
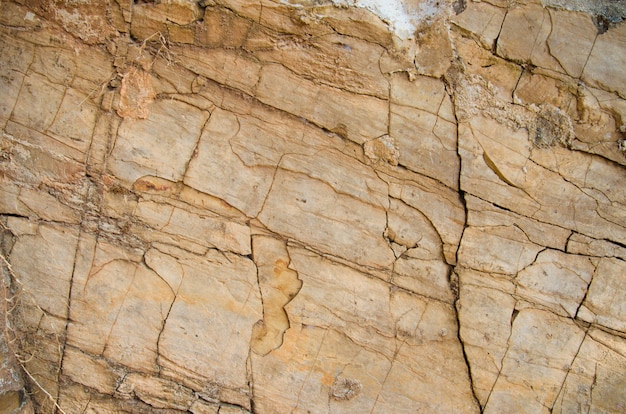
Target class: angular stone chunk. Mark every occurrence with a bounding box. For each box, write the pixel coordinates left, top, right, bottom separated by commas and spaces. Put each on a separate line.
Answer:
256, 64, 388, 144
553, 332, 626, 413
253, 33, 388, 99
0, 34, 34, 128
484, 309, 586, 414
7, 220, 78, 321
578, 257, 626, 334
67, 240, 174, 373
583, 22, 626, 98
390, 103, 460, 189
451, 0, 506, 48
178, 46, 262, 96
251, 324, 391, 413
184, 108, 276, 217
158, 248, 262, 391
546, 9, 597, 78
391, 178, 467, 264
259, 170, 395, 269
109, 99, 209, 183
458, 225, 542, 275
11, 72, 65, 132
62, 348, 120, 395
457, 269, 516, 407
134, 200, 251, 255
516, 250, 595, 318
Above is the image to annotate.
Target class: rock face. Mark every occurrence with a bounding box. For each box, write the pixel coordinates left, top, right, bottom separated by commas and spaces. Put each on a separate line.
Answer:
0, 0, 625, 413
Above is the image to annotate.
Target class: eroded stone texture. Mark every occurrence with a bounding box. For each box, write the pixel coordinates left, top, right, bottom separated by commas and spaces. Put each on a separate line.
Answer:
0, 0, 625, 413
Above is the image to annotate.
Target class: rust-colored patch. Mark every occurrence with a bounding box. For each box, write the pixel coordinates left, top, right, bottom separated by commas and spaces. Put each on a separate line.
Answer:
116, 67, 155, 119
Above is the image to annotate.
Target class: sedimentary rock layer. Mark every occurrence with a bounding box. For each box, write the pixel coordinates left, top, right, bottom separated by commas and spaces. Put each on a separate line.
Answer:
0, 0, 624, 412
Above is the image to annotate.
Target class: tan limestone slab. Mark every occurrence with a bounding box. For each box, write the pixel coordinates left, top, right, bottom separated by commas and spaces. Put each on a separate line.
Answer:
578, 257, 626, 334
184, 108, 276, 217
259, 169, 395, 269
7, 220, 79, 321
553, 331, 626, 413
256, 64, 388, 144
516, 249, 595, 318
457, 269, 516, 407
484, 309, 586, 414
583, 21, 626, 98
110, 99, 210, 184
157, 248, 262, 391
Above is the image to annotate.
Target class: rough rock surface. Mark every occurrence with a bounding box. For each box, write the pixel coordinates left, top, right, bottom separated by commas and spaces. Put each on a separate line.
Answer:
0, 0, 625, 413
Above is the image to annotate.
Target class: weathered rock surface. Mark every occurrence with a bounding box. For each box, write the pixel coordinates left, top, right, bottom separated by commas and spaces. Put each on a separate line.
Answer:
0, 0, 625, 413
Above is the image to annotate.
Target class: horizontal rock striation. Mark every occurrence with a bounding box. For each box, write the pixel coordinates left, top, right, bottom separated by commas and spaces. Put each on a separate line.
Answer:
0, 0, 624, 412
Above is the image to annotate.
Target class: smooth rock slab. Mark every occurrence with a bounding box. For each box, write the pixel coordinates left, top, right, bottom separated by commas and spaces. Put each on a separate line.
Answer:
157, 248, 262, 391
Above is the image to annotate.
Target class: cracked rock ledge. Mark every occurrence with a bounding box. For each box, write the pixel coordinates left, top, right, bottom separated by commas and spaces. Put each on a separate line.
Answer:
0, 0, 625, 413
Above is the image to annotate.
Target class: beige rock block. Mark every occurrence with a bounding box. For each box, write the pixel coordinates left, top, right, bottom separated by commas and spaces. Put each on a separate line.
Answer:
30, 45, 76, 85
466, 195, 571, 250
457, 269, 516, 406
184, 108, 276, 217
178, 46, 262, 96
7, 220, 78, 321
256, 64, 388, 144
251, 324, 391, 413
11, 72, 65, 133
252, 33, 388, 99
459, 116, 626, 245
458, 225, 543, 275
116, 67, 155, 119
578, 257, 626, 334
454, 35, 522, 102
16, 187, 81, 224
451, 0, 506, 48
484, 309, 586, 414
546, 9, 597, 78
390, 104, 460, 189
62, 347, 120, 395
67, 239, 173, 373
278, 150, 389, 208
392, 253, 453, 303
157, 248, 262, 391
134, 200, 251, 255
372, 292, 479, 413
496, 3, 561, 72
109, 99, 210, 183
391, 73, 452, 120
0, 33, 34, 128
583, 22, 626, 98
196, 7, 251, 48
130, 0, 203, 41
553, 331, 626, 413
516, 250, 595, 317
391, 178, 466, 264
250, 236, 302, 356
47, 88, 98, 154
117, 373, 196, 411
286, 247, 396, 341
414, 18, 453, 77
567, 232, 626, 260
259, 170, 394, 269
387, 197, 443, 254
